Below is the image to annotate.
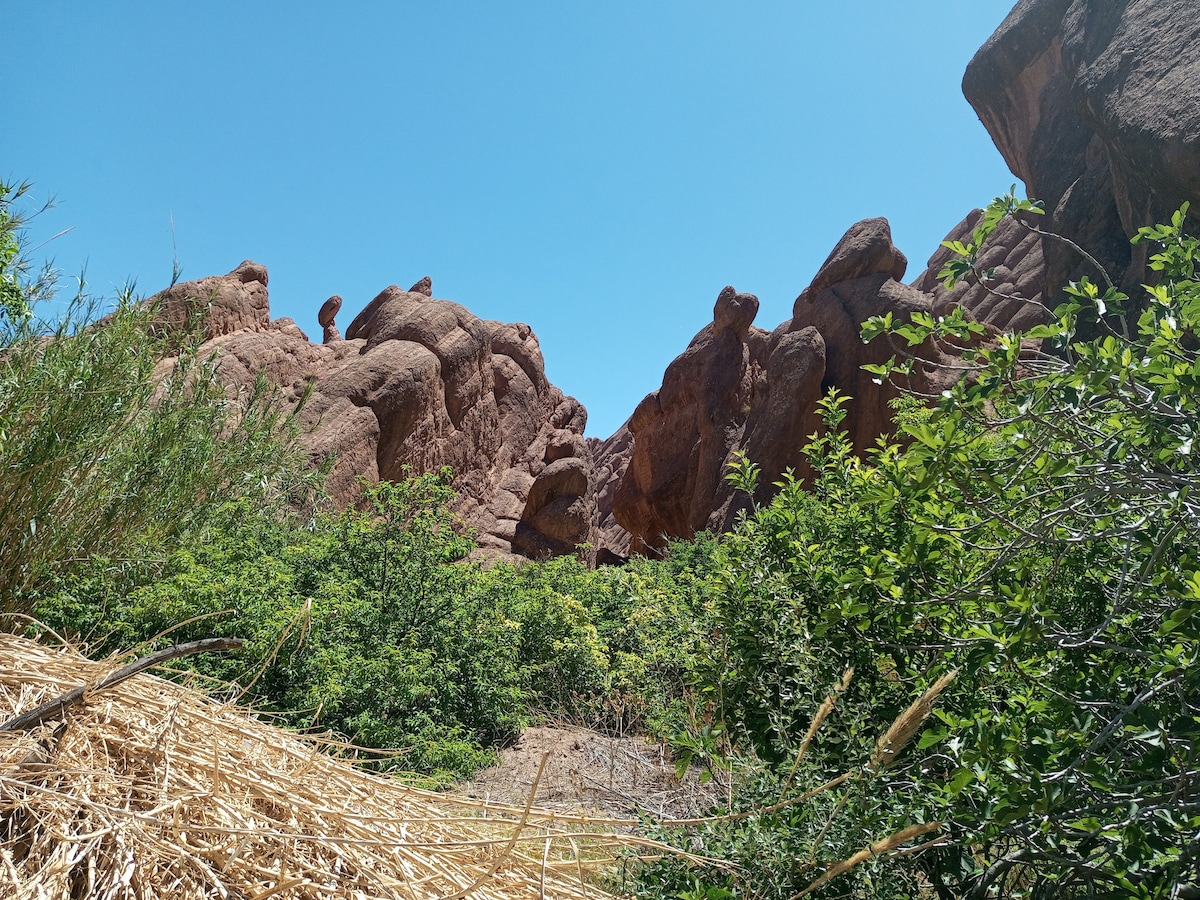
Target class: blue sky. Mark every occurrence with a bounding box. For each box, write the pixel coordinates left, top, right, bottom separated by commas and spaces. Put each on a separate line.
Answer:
5, 2, 1019, 438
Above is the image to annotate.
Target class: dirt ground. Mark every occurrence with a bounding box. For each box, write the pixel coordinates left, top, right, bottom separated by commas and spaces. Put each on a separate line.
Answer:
455, 725, 725, 823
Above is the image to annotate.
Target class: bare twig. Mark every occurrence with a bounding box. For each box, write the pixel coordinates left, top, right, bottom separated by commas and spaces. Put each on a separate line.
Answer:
0, 636, 244, 732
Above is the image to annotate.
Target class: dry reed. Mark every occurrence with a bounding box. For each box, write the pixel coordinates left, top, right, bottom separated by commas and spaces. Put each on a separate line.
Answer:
0, 634, 686, 900
1, 636, 961, 900
868, 670, 957, 773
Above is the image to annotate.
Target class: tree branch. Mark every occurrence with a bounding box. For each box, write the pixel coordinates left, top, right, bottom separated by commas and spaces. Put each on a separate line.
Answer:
0, 637, 244, 732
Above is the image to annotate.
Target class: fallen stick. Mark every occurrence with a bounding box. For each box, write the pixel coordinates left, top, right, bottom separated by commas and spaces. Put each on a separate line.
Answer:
0, 637, 244, 733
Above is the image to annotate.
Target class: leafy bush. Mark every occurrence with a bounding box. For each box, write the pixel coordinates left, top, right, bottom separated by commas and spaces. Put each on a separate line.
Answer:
39, 474, 530, 781
632, 397, 948, 900
638, 201, 1200, 898
852, 197, 1200, 897
0, 183, 311, 618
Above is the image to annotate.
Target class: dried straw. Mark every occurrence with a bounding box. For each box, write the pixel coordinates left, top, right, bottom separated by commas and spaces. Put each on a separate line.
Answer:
783, 668, 853, 793
790, 822, 942, 899
0, 634, 687, 900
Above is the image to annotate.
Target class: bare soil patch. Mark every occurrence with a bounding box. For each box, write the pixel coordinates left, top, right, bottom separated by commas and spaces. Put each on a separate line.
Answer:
457, 724, 724, 823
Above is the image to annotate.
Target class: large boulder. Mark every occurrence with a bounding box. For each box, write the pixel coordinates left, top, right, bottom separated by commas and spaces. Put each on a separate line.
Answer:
152, 260, 271, 340
963, 0, 1200, 299
152, 264, 596, 561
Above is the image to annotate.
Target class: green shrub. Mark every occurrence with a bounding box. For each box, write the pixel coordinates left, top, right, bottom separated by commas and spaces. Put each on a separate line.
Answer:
0, 185, 311, 618
39, 474, 530, 781
645, 200, 1200, 899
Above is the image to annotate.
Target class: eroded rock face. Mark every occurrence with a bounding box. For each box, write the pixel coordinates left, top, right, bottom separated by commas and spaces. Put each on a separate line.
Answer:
155, 263, 595, 561
153, 260, 271, 340
589, 427, 634, 564
604, 220, 964, 553
611, 287, 773, 555
964, 0, 1200, 298
914, 211, 1051, 334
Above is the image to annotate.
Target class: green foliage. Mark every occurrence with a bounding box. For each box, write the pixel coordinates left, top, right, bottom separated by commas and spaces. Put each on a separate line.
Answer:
472, 556, 611, 715
640, 202, 1200, 898
0, 181, 39, 328
36, 467, 717, 783
935, 186, 1045, 291
39, 475, 525, 781
634, 396, 943, 899
851, 198, 1200, 896
0, 196, 312, 619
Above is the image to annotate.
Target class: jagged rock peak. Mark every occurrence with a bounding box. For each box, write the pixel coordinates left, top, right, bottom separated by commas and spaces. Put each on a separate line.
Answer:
795, 217, 907, 311
713, 286, 759, 336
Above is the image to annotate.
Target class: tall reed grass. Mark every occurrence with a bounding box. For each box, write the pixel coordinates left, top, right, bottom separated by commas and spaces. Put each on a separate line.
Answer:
0, 262, 313, 619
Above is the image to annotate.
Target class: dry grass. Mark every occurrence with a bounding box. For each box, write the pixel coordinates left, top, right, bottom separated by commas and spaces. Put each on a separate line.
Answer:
0, 634, 687, 900
0, 636, 961, 899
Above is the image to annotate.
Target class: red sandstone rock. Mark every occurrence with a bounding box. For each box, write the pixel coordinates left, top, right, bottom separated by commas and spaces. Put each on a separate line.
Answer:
152, 266, 595, 560
606, 223, 961, 554
317, 295, 342, 328
914, 211, 1051, 334
152, 260, 270, 341
963, 0, 1200, 299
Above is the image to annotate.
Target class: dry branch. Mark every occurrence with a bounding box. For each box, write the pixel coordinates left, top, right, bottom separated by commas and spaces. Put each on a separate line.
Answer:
0, 636, 244, 732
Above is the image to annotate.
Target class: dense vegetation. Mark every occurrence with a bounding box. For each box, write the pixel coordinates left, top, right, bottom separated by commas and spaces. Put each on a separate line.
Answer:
4, 182, 1197, 898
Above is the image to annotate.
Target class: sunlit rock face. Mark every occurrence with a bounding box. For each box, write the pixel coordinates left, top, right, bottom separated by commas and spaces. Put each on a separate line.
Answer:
154, 264, 596, 562
602, 220, 964, 555
962, 0, 1200, 299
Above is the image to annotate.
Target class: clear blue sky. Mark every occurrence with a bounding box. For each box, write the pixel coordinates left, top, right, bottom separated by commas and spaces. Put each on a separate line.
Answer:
5, 2, 1019, 438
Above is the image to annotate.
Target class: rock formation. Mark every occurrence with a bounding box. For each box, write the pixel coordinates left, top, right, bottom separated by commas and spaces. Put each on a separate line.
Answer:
318, 295, 343, 343
156, 263, 596, 562
601, 220, 963, 554
144, 1, 1200, 563
600, 0, 1200, 554
963, 0, 1200, 299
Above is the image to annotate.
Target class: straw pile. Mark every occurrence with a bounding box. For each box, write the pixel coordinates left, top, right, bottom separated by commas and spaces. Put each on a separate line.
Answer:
0, 634, 669, 899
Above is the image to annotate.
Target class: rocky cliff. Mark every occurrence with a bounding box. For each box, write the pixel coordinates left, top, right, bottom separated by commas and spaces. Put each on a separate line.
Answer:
594, 0, 1200, 555
600, 220, 966, 555
156, 0, 1200, 561
963, 0, 1200, 300
155, 266, 596, 562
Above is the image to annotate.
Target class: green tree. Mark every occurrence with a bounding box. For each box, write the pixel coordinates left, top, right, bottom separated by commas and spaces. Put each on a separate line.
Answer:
854, 195, 1200, 897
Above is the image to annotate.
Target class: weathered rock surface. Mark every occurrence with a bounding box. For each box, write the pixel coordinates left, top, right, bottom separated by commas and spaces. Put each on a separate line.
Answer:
156, 264, 596, 561
153, 260, 271, 340
963, 0, 1200, 298
589, 428, 634, 564
600, 220, 963, 554
914, 211, 1051, 334
318, 295, 343, 344
610, 287, 775, 555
